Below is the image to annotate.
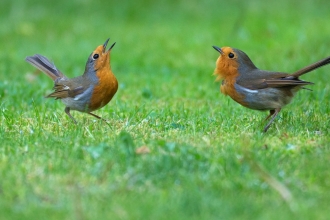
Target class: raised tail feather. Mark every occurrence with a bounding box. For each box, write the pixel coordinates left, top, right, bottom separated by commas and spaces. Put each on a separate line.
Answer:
25, 54, 66, 81
290, 56, 330, 78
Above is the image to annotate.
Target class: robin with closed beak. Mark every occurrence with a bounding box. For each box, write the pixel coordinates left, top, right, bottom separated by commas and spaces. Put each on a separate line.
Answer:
213, 46, 330, 132
26, 38, 118, 123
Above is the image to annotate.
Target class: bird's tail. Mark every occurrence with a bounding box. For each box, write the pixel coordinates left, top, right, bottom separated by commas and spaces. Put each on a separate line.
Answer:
290, 56, 330, 78
25, 54, 66, 81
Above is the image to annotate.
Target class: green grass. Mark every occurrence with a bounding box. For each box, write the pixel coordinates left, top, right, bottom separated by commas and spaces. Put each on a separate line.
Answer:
1, 0, 330, 219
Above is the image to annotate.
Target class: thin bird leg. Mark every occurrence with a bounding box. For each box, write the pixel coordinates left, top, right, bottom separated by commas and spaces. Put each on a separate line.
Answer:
264, 109, 276, 121
65, 107, 77, 124
88, 112, 109, 123
263, 108, 281, 132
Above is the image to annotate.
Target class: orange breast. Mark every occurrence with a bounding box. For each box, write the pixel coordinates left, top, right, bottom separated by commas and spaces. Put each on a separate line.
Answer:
89, 69, 118, 111
220, 78, 247, 107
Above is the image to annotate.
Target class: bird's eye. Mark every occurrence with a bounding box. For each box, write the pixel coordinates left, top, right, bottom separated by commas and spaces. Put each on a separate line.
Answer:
228, 53, 235, 58
93, 54, 99, 59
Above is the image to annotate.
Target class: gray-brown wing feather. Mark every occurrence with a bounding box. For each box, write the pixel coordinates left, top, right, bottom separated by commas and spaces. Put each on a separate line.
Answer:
237, 69, 312, 90
46, 77, 86, 99
263, 79, 312, 87
47, 85, 84, 99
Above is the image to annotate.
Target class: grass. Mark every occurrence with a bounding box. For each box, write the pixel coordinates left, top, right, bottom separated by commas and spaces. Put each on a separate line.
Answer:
1, 0, 330, 219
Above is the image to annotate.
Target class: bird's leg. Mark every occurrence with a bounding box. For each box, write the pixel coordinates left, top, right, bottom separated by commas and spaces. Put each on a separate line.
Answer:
65, 107, 77, 124
88, 112, 102, 119
88, 112, 109, 124
264, 109, 276, 121
263, 108, 281, 132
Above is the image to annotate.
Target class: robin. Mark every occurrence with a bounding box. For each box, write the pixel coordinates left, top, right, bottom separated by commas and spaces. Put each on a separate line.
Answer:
25, 38, 118, 123
213, 46, 330, 132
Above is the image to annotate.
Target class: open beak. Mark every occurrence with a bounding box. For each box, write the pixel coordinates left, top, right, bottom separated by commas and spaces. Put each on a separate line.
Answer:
108, 42, 116, 51
103, 38, 116, 53
103, 38, 110, 53
212, 46, 223, 54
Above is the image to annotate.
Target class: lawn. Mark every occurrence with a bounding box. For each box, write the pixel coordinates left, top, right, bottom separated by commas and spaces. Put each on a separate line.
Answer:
1, 0, 330, 219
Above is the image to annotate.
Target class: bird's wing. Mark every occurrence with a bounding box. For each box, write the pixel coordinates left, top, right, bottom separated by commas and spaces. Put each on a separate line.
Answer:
46, 78, 85, 99
236, 70, 312, 90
